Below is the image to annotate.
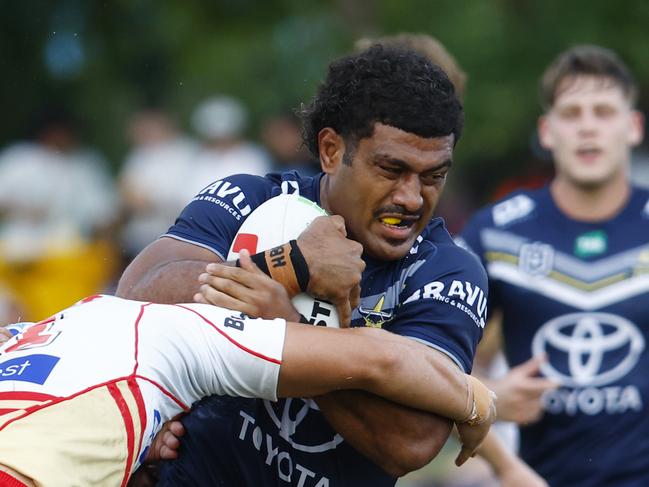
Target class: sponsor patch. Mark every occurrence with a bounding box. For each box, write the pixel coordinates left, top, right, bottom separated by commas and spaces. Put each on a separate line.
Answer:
533, 312, 644, 388
574, 230, 607, 258
404, 279, 487, 328
492, 194, 535, 227
0, 354, 60, 384
195, 180, 252, 220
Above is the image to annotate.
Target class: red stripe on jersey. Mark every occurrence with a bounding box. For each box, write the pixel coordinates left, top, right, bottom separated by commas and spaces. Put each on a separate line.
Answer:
108, 382, 136, 487
174, 304, 282, 365
0, 377, 133, 432
127, 377, 148, 463
0, 377, 187, 446
0, 470, 29, 487
132, 303, 149, 376
0, 392, 56, 425
135, 375, 189, 411
35, 317, 56, 326
0, 391, 57, 402
79, 294, 103, 304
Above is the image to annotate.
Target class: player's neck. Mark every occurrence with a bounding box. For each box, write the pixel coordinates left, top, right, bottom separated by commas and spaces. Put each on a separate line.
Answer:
319, 174, 333, 214
550, 173, 630, 222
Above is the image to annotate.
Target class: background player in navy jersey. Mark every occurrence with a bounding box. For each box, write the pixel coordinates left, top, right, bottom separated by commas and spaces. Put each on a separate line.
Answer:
459, 45, 648, 486
118, 45, 492, 486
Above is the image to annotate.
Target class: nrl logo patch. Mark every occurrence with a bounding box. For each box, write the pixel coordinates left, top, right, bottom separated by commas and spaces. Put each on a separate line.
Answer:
519, 242, 554, 277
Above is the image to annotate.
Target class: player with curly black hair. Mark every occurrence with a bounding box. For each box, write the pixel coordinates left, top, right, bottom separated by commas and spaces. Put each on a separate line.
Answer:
300, 44, 463, 159
119, 45, 490, 486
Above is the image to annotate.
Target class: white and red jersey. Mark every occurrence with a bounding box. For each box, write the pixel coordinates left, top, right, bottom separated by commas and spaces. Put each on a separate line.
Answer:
0, 295, 285, 487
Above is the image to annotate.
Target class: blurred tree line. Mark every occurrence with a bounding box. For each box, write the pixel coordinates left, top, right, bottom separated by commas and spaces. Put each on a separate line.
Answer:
2, 0, 648, 201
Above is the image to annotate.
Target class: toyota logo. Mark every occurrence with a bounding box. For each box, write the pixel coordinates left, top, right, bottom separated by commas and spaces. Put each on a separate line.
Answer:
532, 312, 645, 387
263, 398, 344, 453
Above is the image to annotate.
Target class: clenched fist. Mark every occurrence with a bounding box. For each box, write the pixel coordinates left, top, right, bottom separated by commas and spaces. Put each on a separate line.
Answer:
297, 216, 365, 326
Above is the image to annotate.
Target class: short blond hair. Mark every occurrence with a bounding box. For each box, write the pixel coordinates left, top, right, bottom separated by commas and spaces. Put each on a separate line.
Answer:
355, 33, 467, 99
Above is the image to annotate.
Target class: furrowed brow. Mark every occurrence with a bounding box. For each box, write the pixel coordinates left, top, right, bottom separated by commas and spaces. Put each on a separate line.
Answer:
373, 155, 453, 171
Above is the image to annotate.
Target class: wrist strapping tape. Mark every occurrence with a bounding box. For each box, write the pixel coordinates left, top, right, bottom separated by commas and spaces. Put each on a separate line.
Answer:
461, 375, 496, 425
240, 240, 310, 297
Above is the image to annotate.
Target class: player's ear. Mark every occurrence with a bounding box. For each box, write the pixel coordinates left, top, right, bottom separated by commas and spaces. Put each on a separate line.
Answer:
318, 128, 345, 174
628, 110, 644, 147
537, 115, 554, 150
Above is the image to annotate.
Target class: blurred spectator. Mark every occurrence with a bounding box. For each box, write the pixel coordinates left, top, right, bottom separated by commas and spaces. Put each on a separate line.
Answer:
0, 107, 119, 320
190, 95, 271, 192
0, 285, 23, 324
119, 109, 199, 260
261, 111, 320, 176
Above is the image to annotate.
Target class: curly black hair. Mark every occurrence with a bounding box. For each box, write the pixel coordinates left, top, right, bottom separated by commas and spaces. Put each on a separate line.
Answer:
299, 44, 464, 159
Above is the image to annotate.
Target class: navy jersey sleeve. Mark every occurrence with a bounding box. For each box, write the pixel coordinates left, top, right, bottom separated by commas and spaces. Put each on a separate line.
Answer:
164, 174, 274, 260
392, 244, 488, 372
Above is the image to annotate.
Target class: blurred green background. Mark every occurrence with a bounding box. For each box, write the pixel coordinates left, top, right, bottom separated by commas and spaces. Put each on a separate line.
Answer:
2, 0, 648, 201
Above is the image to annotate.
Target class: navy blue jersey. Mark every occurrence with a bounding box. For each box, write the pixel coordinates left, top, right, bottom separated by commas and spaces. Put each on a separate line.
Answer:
459, 185, 649, 487
159, 171, 487, 486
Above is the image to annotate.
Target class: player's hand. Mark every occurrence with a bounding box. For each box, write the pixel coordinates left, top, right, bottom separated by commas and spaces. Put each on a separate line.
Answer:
126, 465, 159, 487
498, 457, 549, 487
296, 215, 364, 326
194, 250, 302, 322
454, 387, 497, 467
489, 356, 558, 425
145, 416, 186, 462
455, 420, 492, 466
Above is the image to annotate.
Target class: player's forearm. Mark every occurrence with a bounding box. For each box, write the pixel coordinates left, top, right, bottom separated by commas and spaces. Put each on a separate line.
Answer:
117, 260, 208, 303
477, 431, 519, 476
476, 431, 548, 486
280, 326, 471, 420
363, 329, 472, 420
117, 237, 225, 304
317, 390, 452, 477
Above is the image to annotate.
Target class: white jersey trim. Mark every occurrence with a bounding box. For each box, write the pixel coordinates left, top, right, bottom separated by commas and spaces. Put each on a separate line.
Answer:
407, 336, 466, 372
488, 261, 649, 310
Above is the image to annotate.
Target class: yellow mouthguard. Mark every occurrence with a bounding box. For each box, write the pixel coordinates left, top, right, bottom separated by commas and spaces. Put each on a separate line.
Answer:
381, 217, 402, 225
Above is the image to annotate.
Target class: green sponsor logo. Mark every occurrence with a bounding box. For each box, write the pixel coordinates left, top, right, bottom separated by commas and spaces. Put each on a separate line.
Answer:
574, 230, 607, 258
